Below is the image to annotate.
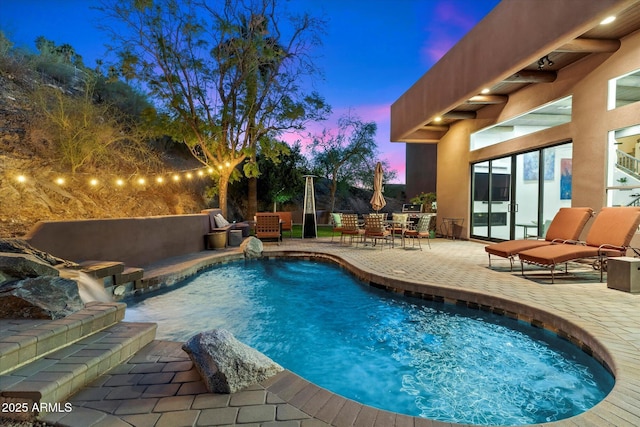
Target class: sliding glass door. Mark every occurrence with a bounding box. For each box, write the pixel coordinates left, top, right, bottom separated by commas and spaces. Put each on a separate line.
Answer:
471, 158, 512, 241
471, 142, 573, 241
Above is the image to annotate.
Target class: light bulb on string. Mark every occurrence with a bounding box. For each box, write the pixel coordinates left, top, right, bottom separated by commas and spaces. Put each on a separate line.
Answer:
16, 175, 26, 183
115, 178, 125, 187
89, 178, 99, 187
156, 176, 164, 184
137, 177, 146, 185
55, 177, 65, 186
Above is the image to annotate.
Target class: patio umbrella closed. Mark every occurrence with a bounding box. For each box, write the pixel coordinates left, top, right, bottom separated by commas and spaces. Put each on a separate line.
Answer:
370, 162, 386, 212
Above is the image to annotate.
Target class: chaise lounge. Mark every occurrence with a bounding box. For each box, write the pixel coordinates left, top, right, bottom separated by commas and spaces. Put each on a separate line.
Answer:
518, 206, 640, 283
485, 207, 593, 270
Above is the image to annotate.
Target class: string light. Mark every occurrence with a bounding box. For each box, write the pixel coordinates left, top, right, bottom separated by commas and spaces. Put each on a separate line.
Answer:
10, 163, 231, 193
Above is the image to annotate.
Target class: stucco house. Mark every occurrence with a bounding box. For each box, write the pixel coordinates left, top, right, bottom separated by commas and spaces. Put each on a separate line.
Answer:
391, 0, 640, 244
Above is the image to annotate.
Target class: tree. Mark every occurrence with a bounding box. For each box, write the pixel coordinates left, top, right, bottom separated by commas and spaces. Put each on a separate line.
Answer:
311, 115, 382, 213
33, 77, 153, 174
98, 0, 329, 217
257, 141, 308, 211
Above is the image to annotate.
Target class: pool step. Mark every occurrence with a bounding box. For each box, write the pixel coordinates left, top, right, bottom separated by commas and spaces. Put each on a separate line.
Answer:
0, 321, 156, 422
0, 302, 126, 375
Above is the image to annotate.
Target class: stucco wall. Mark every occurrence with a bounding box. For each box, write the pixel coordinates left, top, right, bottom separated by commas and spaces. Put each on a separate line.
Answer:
434, 28, 640, 243
405, 144, 437, 202
25, 214, 213, 267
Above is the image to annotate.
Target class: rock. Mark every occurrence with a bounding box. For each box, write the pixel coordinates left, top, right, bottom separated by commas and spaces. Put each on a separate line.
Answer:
241, 236, 263, 259
0, 239, 77, 267
182, 329, 283, 393
0, 276, 84, 319
0, 253, 60, 284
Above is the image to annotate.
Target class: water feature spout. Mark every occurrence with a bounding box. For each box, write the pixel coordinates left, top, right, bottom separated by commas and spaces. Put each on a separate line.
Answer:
59, 269, 112, 303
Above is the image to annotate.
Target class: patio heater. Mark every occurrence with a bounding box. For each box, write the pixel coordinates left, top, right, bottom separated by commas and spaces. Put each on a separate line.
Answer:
302, 175, 317, 238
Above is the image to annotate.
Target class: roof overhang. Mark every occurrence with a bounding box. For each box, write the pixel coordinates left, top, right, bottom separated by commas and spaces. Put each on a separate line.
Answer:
390, 0, 640, 143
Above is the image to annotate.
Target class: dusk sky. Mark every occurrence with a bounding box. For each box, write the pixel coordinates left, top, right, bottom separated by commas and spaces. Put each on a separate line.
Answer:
1, 0, 500, 183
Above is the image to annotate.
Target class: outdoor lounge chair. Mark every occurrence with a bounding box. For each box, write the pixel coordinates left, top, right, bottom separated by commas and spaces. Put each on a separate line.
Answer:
404, 214, 434, 250
485, 207, 593, 271
255, 213, 281, 244
518, 206, 640, 283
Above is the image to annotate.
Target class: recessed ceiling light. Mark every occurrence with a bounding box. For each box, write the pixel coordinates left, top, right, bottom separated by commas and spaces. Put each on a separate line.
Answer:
600, 16, 616, 25
481, 88, 490, 94
434, 116, 442, 122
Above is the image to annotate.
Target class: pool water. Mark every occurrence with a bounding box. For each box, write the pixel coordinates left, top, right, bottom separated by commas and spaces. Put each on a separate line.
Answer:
124, 259, 614, 425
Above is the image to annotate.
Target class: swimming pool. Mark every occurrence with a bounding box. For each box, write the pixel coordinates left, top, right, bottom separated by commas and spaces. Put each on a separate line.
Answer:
124, 258, 614, 425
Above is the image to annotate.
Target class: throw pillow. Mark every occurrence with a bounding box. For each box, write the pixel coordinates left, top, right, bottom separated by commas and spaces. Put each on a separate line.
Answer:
214, 214, 230, 228
331, 213, 342, 227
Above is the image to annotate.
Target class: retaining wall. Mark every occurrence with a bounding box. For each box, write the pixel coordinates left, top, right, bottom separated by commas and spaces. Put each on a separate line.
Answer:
25, 213, 215, 267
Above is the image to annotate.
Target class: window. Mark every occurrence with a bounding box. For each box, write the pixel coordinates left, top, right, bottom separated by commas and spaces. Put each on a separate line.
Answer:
607, 124, 640, 207
470, 97, 572, 150
473, 173, 510, 201
608, 69, 640, 110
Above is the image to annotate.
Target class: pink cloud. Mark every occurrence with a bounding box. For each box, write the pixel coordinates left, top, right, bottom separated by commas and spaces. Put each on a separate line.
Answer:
278, 102, 406, 183
434, 2, 479, 31
419, 1, 485, 65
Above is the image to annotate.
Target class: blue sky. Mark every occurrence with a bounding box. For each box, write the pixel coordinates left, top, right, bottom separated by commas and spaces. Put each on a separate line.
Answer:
0, 0, 500, 183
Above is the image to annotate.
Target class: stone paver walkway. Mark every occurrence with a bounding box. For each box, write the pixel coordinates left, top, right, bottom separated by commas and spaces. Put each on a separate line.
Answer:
35, 237, 640, 426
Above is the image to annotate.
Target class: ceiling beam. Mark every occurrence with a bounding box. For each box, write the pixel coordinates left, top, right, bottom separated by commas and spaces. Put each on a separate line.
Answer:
466, 95, 509, 105
443, 111, 477, 120
422, 125, 449, 132
504, 70, 557, 83
555, 38, 620, 53
402, 129, 447, 142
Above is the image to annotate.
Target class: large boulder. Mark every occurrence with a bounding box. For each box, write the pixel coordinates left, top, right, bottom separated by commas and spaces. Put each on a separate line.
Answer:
0, 238, 77, 267
241, 236, 263, 259
182, 329, 283, 393
0, 239, 85, 319
0, 276, 84, 319
0, 253, 60, 284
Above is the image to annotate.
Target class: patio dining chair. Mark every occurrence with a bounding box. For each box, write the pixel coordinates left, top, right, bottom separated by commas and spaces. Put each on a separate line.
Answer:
390, 213, 408, 245
330, 212, 344, 242
359, 214, 392, 249
339, 213, 363, 245
404, 213, 434, 250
